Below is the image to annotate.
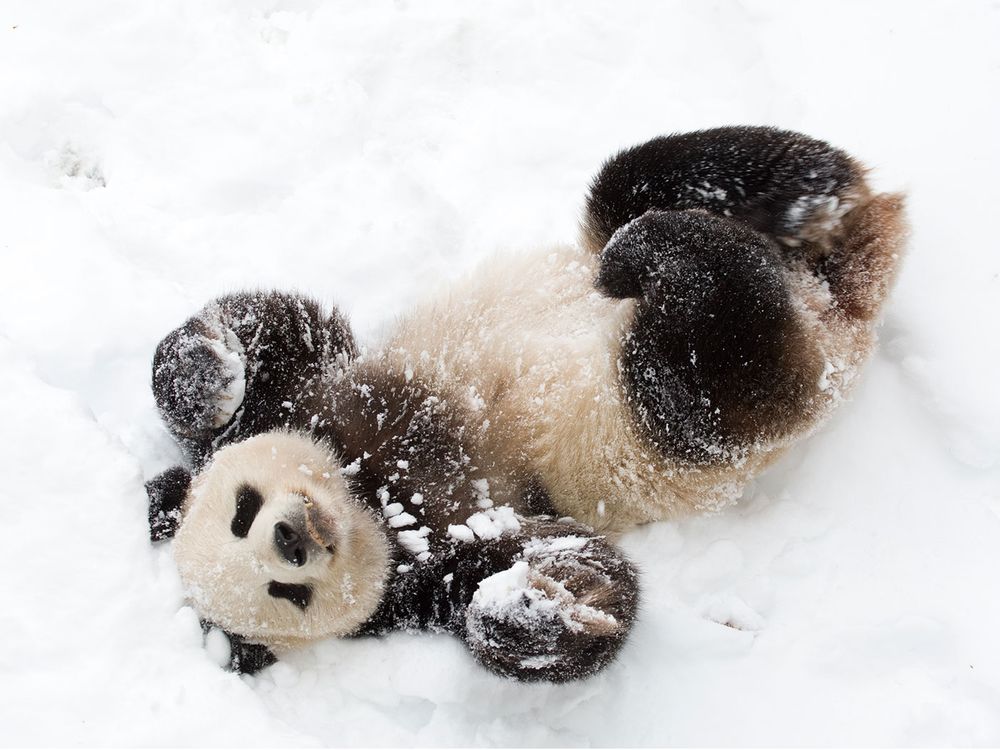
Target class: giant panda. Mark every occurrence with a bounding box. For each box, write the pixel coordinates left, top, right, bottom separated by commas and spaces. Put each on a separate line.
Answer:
145, 126, 907, 682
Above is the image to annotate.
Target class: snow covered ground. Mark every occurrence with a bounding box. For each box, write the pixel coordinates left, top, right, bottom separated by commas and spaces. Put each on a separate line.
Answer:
1, 0, 999, 745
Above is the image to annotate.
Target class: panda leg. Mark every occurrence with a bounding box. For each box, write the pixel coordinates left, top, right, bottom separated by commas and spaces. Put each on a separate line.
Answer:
821, 192, 908, 322
458, 518, 639, 682
152, 291, 356, 466
582, 125, 869, 255
584, 126, 907, 325
598, 210, 824, 465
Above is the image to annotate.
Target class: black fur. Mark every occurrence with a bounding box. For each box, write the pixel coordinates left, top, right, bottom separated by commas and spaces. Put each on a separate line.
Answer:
148, 126, 891, 681
521, 476, 557, 517
200, 621, 277, 675
152, 291, 357, 469
228, 635, 278, 674
461, 519, 639, 683
267, 581, 313, 611
585, 127, 860, 464
145, 466, 191, 541
306, 364, 530, 548
356, 517, 639, 683
230, 484, 263, 539
584, 125, 863, 252
599, 210, 821, 463
151, 292, 639, 681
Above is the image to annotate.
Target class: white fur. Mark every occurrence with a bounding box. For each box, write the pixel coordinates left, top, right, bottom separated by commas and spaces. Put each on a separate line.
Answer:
173, 432, 390, 651
379, 241, 878, 532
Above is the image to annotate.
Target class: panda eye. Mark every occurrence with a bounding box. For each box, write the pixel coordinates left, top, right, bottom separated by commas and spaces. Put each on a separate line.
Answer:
267, 581, 313, 611
231, 484, 264, 538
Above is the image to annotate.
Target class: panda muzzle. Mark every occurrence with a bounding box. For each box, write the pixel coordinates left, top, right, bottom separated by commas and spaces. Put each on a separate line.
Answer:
273, 498, 338, 566
273, 521, 308, 566
303, 497, 338, 552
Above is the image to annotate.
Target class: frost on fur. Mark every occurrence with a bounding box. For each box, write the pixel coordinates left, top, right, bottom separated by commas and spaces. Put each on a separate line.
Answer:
152, 291, 357, 468
148, 126, 904, 685
462, 524, 639, 682
582, 125, 869, 255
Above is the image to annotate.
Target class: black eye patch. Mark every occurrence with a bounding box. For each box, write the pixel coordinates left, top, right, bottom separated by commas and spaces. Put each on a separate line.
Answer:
267, 581, 313, 611
231, 484, 264, 538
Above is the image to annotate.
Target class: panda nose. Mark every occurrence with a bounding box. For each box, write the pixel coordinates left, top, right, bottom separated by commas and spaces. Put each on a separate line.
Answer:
274, 522, 307, 567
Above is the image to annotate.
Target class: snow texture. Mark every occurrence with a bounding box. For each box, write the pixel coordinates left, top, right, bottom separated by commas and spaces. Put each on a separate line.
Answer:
467, 560, 618, 650
1, 0, 999, 745
466, 506, 522, 541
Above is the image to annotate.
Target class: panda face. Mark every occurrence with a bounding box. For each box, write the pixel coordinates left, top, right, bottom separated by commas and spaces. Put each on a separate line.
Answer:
173, 431, 390, 651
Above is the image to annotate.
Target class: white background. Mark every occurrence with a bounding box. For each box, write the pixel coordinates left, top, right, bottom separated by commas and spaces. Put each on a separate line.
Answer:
1, 0, 998, 745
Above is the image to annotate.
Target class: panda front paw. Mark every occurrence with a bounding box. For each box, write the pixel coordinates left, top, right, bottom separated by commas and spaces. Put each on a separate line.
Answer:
152, 320, 247, 440
464, 536, 638, 682
200, 333, 247, 428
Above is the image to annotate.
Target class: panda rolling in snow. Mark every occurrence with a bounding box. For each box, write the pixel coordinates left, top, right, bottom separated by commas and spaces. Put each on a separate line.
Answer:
146, 126, 907, 681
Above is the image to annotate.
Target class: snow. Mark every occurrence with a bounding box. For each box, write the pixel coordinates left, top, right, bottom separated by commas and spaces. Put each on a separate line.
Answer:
466, 506, 522, 541
468, 560, 619, 648
204, 332, 246, 427
397, 526, 432, 557
0, 0, 998, 745
466, 561, 572, 654
387, 512, 417, 529
473, 560, 533, 606
472, 477, 493, 509
448, 523, 476, 543
524, 535, 589, 554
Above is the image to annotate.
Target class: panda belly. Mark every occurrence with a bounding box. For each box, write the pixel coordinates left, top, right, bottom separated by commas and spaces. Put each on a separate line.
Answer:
382, 244, 759, 532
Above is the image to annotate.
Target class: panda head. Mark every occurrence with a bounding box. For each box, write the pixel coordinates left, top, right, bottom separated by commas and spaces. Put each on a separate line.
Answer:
148, 432, 390, 651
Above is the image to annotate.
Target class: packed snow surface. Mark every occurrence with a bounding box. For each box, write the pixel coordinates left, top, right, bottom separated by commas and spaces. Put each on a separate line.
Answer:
1, 0, 999, 745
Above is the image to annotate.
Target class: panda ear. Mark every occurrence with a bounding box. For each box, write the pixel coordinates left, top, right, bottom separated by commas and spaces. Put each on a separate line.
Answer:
145, 466, 192, 541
